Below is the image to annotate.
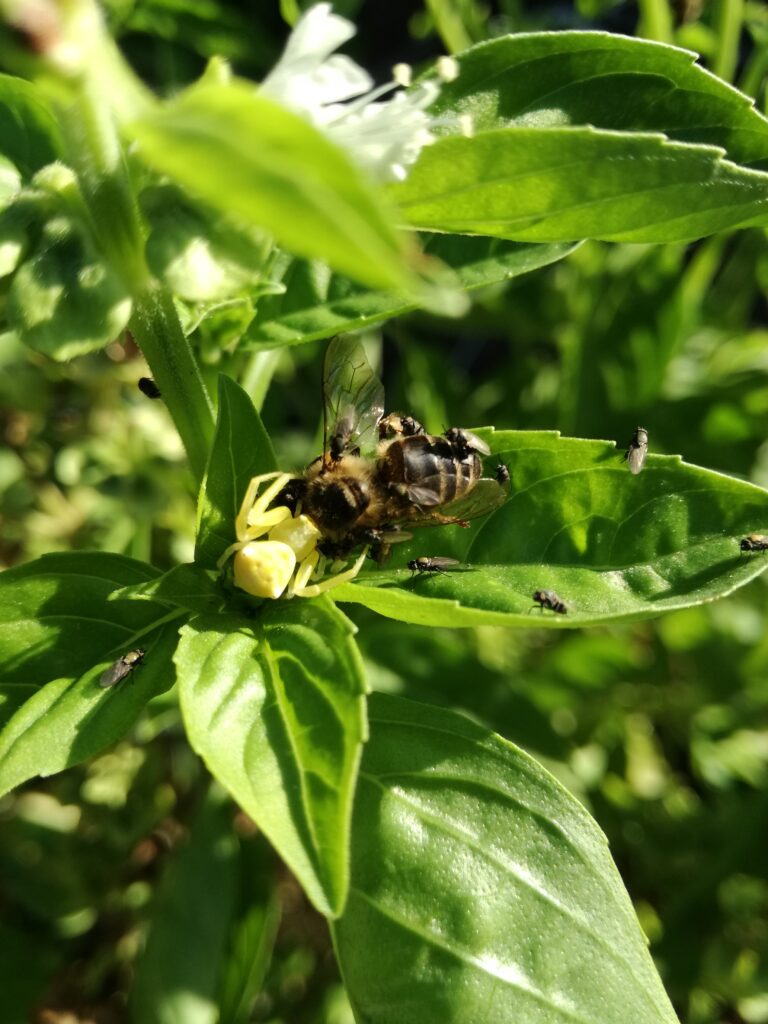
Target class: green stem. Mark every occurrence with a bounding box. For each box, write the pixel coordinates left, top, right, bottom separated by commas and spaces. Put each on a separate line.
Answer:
130, 287, 216, 486
240, 349, 282, 412
637, 0, 674, 43
58, 79, 147, 292
714, 0, 745, 84
425, 0, 472, 53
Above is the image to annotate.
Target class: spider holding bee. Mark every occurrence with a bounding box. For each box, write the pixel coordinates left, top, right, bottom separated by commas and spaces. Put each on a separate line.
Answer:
218, 336, 510, 599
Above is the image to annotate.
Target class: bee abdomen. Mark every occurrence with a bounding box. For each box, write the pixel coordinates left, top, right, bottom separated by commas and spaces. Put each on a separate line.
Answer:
379, 434, 481, 507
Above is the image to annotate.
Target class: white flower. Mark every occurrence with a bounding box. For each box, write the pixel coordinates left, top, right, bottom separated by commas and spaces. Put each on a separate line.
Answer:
260, 3, 445, 183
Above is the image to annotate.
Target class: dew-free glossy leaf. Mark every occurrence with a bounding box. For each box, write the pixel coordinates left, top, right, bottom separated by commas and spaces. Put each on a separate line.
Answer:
392, 128, 768, 244
333, 430, 768, 627
131, 787, 238, 1024
0, 552, 164, 686
334, 693, 679, 1024
431, 32, 768, 170
246, 236, 578, 348
110, 563, 224, 615
0, 618, 181, 798
175, 599, 367, 917
0, 74, 62, 177
196, 376, 277, 570
129, 81, 414, 294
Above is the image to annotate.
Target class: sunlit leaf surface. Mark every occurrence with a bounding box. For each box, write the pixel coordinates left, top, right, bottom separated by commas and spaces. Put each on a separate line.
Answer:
334, 431, 768, 627
335, 693, 679, 1024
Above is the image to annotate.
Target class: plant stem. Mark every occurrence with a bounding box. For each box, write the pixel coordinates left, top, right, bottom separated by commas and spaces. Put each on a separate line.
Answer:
131, 287, 215, 486
637, 0, 674, 43
59, 79, 147, 292
714, 0, 745, 84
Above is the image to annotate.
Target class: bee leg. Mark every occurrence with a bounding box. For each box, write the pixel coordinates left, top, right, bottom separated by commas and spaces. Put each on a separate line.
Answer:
293, 548, 368, 598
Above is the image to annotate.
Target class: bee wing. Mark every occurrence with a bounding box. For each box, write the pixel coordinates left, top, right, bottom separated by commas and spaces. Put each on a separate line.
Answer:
437, 477, 509, 521
323, 336, 384, 461
394, 477, 509, 527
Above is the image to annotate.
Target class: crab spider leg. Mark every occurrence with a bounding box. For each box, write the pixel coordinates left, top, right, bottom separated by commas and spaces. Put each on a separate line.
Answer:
287, 548, 321, 597
243, 506, 292, 541
235, 472, 291, 540
294, 548, 369, 598
217, 538, 246, 570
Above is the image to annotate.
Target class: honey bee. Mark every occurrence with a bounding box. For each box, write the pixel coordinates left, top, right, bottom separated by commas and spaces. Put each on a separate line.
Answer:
282, 336, 509, 553
531, 589, 568, 614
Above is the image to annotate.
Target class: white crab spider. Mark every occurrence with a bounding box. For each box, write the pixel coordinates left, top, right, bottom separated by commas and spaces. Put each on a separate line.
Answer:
217, 471, 368, 599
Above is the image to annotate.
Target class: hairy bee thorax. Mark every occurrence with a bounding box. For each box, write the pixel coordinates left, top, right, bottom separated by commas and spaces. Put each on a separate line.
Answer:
377, 433, 482, 508
301, 455, 373, 536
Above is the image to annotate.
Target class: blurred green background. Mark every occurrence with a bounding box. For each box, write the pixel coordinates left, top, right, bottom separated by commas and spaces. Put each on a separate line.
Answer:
1, 2, 768, 1022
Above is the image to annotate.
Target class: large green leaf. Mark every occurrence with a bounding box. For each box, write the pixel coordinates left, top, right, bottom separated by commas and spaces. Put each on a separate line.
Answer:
176, 598, 367, 918
391, 128, 768, 244
430, 32, 768, 169
195, 376, 277, 570
0, 617, 181, 798
131, 786, 239, 1024
0, 74, 62, 178
334, 693, 679, 1024
246, 236, 578, 348
129, 81, 416, 294
0, 552, 164, 686
333, 430, 768, 627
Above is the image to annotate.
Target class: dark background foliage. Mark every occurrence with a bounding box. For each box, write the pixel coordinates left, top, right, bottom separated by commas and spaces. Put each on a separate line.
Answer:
1, 2, 768, 1022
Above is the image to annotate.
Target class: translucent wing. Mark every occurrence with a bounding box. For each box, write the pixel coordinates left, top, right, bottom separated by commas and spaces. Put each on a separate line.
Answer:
323, 336, 384, 463
435, 477, 509, 522
99, 658, 131, 688
393, 477, 510, 528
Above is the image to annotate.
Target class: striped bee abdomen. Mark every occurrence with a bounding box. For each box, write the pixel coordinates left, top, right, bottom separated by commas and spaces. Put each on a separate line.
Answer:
378, 434, 481, 508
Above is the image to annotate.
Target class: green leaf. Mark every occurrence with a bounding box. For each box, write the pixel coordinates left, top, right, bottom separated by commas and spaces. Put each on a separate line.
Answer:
129, 81, 415, 294
334, 692, 679, 1024
246, 236, 579, 349
110, 563, 225, 615
392, 128, 768, 244
217, 842, 281, 1024
431, 32, 768, 169
176, 598, 367, 917
142, 183, 272, 303
332, 430, 768, 627
0, 74, 62, 178
0, 552, 164, 686
195, 376, 277, 570
131, 786, 239, 1024
7, 213, 132, 359
0, 617, 181, 798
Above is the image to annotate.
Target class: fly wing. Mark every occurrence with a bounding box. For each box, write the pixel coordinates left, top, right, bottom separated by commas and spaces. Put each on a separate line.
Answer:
323, 336, 384, 462
99, 659, 129, 688
627, 445, 647, 475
